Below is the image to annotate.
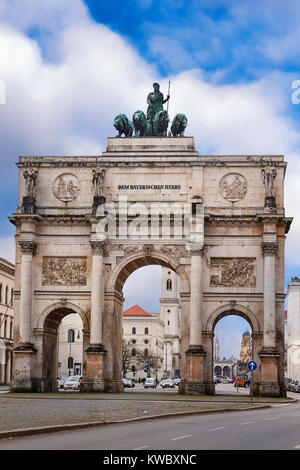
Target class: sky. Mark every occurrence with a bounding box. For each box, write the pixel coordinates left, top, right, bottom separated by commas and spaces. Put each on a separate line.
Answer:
1, 0, 300, 357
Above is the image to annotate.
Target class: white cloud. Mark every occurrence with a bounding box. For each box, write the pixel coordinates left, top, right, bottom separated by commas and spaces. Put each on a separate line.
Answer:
0, 236, 15, 264
0, 0, 300, 294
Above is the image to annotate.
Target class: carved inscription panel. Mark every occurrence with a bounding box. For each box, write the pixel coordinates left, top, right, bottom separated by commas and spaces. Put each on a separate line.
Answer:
210, 257, 256, 287
42, 257, 87, 286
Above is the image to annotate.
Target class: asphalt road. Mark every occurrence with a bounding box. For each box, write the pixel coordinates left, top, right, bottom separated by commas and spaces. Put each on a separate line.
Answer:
0, 395, 299, 450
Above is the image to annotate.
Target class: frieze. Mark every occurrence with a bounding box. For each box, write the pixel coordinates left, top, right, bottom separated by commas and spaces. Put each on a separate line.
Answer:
159, 245, 188, 259
219, 173, 247, 202
210, 257, 256, 287
42, 257, 87, 286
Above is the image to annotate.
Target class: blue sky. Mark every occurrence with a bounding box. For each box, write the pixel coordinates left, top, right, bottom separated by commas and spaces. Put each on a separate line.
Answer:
1, 0, 300, 357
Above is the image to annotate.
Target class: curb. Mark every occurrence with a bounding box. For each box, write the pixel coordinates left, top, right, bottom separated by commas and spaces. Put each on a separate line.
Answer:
0, 404, 270, 440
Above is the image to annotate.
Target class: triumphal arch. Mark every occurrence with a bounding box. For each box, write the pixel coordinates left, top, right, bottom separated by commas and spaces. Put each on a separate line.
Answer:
10, 84, 292, 397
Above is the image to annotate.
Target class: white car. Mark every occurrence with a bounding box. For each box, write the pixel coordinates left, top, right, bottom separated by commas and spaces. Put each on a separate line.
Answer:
160, 379, 175, 388
144, 378, 157, 389
122, 378, 135, 388
63, 375, 82, 391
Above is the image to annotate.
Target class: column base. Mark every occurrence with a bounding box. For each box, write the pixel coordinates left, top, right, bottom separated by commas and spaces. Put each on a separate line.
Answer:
181, 345, 206, 395
81, 344, 107, 393
181, 380, 206, 395
10, 343, 37, 392
259, 347, 281, 397
258, 382, 281, 397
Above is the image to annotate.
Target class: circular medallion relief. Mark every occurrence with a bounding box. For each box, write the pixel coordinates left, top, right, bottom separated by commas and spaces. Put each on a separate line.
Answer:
53, 174, 80, 202
219, 173, 247, 202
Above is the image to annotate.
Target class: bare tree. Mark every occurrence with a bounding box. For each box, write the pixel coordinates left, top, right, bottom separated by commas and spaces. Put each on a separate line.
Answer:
122, 340, 135, 378
135, 348, 161, 378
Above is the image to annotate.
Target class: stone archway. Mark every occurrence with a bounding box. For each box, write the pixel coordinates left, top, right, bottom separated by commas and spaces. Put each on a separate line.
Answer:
204, 304, 263, 396
101, 248, 190, 392
28, 302, 90, 392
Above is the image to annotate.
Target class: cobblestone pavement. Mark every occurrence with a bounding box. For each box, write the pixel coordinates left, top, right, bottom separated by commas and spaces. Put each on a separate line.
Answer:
0, 395, 268, 433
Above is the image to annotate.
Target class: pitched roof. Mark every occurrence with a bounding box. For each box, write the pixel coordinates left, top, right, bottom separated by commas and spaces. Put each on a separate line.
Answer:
123, 305, 152, 317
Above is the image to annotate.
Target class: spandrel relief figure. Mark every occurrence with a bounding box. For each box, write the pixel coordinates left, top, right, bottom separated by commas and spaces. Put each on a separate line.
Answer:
261, 167, 277, 197
92, 169, 106, 197
23, 169, 38, 197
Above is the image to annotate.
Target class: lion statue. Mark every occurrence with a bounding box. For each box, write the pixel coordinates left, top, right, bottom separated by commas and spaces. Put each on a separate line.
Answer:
114, 114, 134, 137
170, 113, 188, 137
132, 110, 150, 137
153, 110, 169, 137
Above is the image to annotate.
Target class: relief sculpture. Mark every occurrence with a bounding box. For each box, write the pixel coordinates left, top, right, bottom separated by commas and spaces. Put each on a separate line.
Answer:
219, 173, 247, 202
210, 257, 256, 287
53, 174, 80, 202
42, 257, 87, 286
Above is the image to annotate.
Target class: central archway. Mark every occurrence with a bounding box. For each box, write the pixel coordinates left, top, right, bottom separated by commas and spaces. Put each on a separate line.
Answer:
103, 249, 190, 392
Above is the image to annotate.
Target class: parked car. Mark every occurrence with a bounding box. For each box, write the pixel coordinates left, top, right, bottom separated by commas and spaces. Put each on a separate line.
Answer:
63, 375, 82, 391
122, 378, 135, 388
144, 378, 157, 389
160, 379, 175, 389
57, 376, 67, 389
294, 383, 300, 393
289, 381, 299, 392
213, 375, 218, 384
173, 378, 181, 386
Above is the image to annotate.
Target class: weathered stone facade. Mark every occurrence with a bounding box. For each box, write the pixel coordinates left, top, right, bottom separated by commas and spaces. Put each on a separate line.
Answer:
0, 257, 14, 385
10, 137, 292, 396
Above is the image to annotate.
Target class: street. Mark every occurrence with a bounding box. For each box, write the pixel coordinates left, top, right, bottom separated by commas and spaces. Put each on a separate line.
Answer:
0, 393, 299, 450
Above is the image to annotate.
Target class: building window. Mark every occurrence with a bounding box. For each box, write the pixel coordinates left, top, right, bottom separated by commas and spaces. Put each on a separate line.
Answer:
5, 286, 8, 305
67, 357, 74, 369
10, 288, 13, 306
144, 348, 148, 357
68, 329, 75, 343
132, 339, 136, 344
166, 279, 172, 290
9, 320, 13, 339
132, 327, 136, 334
168, 321, 170, 326
0, 284, 2, 303
144, 339, 149, 344
145, 327, 149, 335
3, 319, 7, 338
131, 365, 136, 372
132, 348, 136, 356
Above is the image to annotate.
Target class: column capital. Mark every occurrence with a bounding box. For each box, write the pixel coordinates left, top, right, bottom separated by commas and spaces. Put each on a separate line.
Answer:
190, 246, 205, 256
90, 240, 108, 256
19, 240, 37, 255
261, 241, 277, 255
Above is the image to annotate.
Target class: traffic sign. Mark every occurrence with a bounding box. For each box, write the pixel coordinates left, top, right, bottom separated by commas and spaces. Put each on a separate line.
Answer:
248, 360, 257, 371
143, 366, 148, 372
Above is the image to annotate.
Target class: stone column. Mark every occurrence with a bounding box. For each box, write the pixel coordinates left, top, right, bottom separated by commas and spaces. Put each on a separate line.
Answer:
11, 241, 37, 392
184, 248, 206, 395
259, 241, 280, 397
82, 241, 107, 392
89, 241, 106, 347
262, 242, 277, 350
19, 241, 37, 345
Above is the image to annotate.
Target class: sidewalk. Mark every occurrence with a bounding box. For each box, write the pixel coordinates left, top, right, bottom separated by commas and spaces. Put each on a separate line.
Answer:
0, 390, 293, 438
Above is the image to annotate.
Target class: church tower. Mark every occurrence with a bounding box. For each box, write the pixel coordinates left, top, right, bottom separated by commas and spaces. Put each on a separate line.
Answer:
160, 268, 181, 377
214, 335, 220, 361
